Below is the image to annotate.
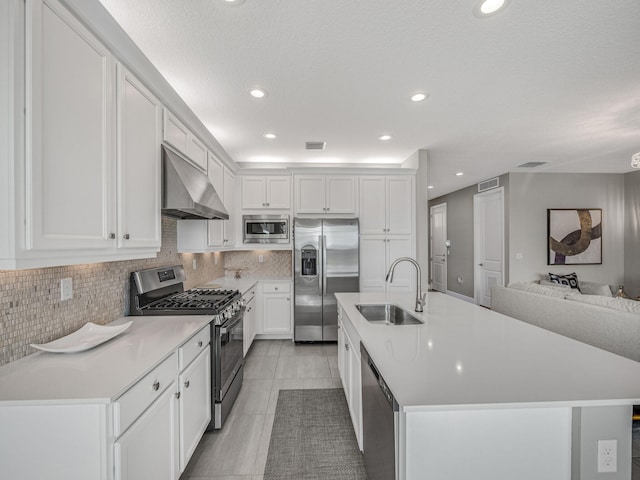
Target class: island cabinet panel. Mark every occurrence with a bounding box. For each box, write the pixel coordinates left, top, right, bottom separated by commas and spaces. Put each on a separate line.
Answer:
337, 308, 363, 451
403, 408, 572, 480
27, 0, 115, 251
114, 385, 179, 480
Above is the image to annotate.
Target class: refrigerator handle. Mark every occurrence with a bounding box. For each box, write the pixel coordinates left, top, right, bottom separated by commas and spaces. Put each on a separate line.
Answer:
322, 235, 327, 296
318, 235, 323, 294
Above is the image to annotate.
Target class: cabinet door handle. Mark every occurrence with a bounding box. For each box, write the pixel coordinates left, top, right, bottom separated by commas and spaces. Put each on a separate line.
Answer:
345, 343, 350, 351
198, 340, 203, 348
286, 297, 290, 301
184, 380, 190, 388
109, 233, 116, 239
175, 391, 181, 399
152, 381, 160, 391
123, 233, 130, 240
266, 203, 270, 207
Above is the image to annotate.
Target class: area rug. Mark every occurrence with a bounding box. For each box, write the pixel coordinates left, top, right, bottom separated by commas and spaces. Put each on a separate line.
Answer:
264, 388, 368, 480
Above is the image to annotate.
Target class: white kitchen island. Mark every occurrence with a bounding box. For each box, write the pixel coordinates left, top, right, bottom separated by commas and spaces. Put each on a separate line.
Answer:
335, 292, 640, 480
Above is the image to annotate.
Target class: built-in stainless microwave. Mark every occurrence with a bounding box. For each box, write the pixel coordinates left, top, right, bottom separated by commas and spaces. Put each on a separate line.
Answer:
243, 215, 290, 244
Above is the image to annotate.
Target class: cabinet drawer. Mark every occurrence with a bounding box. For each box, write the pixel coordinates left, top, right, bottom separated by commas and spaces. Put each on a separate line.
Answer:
262, 282, 290, 294
179, 326, 211, 371
114, 352, 177, 437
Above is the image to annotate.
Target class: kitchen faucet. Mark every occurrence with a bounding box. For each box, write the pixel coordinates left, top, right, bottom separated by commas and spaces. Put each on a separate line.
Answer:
385, 257, 426, 312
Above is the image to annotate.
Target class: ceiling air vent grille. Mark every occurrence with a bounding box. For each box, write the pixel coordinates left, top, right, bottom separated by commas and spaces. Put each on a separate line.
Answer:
517, 161, 548, 168
305, 141, 327, 150
478, 177, 499, 193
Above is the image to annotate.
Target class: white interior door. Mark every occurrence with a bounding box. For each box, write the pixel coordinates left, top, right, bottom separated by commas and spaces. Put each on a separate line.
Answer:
430, 204, 447, 293
474, 188, 504, 307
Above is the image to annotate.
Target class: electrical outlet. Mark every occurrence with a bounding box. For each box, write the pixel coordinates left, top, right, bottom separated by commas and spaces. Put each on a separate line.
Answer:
60, 278, 73, 301
597, 439, 617, 473
258, 255, 264, 263
515, 252, 524, 260
192, 259, 197, 270
456, 277, 463, 284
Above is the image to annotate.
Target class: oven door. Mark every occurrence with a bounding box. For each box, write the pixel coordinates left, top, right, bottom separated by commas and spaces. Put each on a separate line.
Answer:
216, 308, 245, 402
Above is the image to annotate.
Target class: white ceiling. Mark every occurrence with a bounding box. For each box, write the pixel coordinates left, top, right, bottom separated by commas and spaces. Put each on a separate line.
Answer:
98, 0, 640, 198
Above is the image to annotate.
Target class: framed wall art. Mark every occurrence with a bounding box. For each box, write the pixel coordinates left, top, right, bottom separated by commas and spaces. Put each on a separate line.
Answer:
547, 209, 602, 265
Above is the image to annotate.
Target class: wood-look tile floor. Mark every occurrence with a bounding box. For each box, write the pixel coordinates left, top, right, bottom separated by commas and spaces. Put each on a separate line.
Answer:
180, 340, 341, 480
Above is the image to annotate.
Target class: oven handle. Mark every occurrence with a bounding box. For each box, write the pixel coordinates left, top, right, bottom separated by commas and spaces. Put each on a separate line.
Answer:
219, 308, 245, 335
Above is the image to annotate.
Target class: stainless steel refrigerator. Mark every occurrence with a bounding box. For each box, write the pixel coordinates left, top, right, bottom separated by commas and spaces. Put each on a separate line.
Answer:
294, 218, 359, 341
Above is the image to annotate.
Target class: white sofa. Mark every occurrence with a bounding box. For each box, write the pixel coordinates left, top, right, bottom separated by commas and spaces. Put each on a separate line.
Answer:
491, 282, 640, 362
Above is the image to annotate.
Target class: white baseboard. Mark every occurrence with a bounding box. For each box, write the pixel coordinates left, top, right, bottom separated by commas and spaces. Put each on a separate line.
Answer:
445, 290, 476, 304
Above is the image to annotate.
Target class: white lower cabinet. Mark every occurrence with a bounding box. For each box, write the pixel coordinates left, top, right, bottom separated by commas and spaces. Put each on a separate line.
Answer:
337, 309, 363, 451
178, 347, 211, 472
243, 286, 257, 356
114, 384, 179, 480
256, 281, 293, 337
114, 325, 211, 479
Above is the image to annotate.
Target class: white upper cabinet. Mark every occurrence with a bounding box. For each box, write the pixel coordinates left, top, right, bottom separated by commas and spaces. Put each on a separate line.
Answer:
163, 110, 207, 171
359, 235, 415, 293
178, 153, 235, 252
208, 162, 235, 248
294, 175, 357, 214
188, 136, 207, 172
116, 64, 162, 249
27, 0, 115, 251
359, 175, 414, 235
241, 176, 291, 209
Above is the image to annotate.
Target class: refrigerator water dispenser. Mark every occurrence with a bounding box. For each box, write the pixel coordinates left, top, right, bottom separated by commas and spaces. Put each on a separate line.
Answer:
301, 248, 317, 276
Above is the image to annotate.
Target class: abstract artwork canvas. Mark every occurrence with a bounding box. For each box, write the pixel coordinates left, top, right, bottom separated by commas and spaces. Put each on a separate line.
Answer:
547, 209, 602, 265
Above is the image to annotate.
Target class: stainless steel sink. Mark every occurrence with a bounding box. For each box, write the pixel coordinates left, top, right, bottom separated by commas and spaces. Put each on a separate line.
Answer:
355, 304, 424, 325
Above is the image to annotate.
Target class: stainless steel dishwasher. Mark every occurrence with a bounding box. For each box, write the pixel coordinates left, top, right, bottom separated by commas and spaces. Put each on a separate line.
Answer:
361, 344, 398, 480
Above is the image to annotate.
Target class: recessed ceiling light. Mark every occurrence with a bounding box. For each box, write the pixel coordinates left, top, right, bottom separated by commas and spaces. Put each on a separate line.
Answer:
223, 0, 245, 5
455, 172, 464, 176
473, 0, 510, 17
250, 88, 267, 98
410, 92, 427, 102
378, 135, 392, 141
264, 133, 277, 139
427, 185, 434, 189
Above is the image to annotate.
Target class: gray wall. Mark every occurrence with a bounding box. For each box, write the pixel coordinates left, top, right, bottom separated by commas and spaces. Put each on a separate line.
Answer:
429, 174, 509, 298
624, 170, 640, 296
572, 405, 632, 480
509, 173, 625, 286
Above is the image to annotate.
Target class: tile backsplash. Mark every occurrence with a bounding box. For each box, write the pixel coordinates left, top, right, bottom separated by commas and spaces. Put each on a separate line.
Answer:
223, 250, 292, 278
0, 217, 224, 366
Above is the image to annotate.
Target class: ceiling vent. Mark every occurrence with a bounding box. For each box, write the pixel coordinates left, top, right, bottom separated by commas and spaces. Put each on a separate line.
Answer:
478, 177, 499, 192
305, 141, 326, 150
517, 161, 548, 168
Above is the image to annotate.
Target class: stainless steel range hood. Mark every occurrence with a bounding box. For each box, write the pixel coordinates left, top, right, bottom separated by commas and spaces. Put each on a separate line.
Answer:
161, 144, 229, 220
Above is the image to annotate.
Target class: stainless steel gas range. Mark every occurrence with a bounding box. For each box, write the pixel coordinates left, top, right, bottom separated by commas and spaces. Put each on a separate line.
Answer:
129, 265, 244, 430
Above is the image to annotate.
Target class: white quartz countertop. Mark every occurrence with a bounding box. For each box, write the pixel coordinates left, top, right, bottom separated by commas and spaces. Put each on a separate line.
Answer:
203, 276, 291, 294
336, 292, 640, 412
0, 316, 211, 405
